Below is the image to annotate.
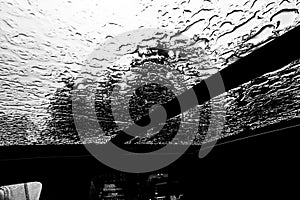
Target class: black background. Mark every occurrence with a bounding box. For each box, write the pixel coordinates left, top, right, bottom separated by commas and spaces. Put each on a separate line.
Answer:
0, 118, 299, 199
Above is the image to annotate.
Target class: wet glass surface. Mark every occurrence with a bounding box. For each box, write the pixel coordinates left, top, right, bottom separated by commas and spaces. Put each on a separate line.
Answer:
0, 0, 299, 145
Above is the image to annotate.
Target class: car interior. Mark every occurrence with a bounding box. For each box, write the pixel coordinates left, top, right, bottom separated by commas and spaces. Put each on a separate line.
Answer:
1, 0, 300, 199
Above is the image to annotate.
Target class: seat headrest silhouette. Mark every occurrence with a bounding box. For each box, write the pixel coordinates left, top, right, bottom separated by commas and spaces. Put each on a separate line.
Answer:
0, 182, 42, 200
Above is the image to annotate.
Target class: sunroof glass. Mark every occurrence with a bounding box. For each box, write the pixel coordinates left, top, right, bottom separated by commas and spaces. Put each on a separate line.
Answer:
0, 0, 299, 152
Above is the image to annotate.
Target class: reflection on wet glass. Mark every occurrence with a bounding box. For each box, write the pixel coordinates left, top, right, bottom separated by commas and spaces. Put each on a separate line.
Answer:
0, 0, 299, 145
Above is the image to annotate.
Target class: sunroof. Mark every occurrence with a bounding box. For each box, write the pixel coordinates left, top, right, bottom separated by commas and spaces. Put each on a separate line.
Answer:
0, 0, 299, 149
